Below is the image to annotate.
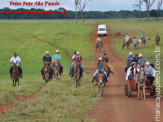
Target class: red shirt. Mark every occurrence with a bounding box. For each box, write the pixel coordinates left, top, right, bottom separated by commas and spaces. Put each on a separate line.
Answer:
73, 56, 82, 62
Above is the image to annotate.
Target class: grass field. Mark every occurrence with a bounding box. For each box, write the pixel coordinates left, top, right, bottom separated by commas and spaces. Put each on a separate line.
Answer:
0, 19, 162, 121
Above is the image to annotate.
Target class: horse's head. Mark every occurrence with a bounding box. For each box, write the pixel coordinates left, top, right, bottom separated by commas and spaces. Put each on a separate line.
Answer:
12, 63, 18, 78
97, 69, 105, 84
138, 68, 146, 83
44, 62, 50, 73
73, 61, 80, 74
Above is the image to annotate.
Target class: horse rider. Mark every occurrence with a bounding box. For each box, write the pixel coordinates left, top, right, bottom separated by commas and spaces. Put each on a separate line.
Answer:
69, 51, 76, 75
124, 52, 134, 73
125, 35, 129, 46
155, 35, 160, 46
41, 51, 54, 79
102, 53, 109, 62
138, 53, 146, 67
9, 52, 22, 79
70, 51, 83, 77
141, 33, 145, 40
102, 53, 111, 76
133, 53, 139, 63
91, 57, 108, 83
144, 62, 155, 86
52, 50, 63, 74
97, 36, 103, 47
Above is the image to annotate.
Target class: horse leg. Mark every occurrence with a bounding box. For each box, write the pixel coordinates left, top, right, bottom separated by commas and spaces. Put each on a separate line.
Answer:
18, 79, 19, 85
13, 79, 14, 87
143, 83, 146, 101
138, 85, 140, 100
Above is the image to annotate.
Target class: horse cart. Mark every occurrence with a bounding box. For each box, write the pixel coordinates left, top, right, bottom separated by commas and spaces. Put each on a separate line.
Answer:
125, 78, 156, 100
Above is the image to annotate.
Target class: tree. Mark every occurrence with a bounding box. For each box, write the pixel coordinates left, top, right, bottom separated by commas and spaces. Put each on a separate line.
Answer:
133, 0, 143, 21
157, 0, 163, 20
77, 0, 92, 23
74, 0, 78, 23
143, 0, 156, 21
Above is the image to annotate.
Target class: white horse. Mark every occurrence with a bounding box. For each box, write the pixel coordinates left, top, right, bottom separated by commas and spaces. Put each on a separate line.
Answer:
137, 35, 149, 48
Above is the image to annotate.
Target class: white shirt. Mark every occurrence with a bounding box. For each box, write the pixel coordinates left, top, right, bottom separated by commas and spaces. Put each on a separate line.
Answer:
72, 55, 76, 60
134, 68, 140, 73
97, 37, 101, 42
10, 56, 21, 66
151, 67, 155, 77
126, 67, 131, 80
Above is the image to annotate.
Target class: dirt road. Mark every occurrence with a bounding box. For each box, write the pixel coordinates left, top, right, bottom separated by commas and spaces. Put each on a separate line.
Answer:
89, 29, 163, 122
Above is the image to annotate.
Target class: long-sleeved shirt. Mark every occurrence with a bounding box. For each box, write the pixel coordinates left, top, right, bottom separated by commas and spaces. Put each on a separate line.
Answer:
144, 67, 153, 76
73, 56, 82, 62
96, 62, 104, 70
138, 58, 146, 66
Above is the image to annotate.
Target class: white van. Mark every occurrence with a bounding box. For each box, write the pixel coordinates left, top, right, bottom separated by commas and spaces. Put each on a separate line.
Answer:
97, 24, 107, 36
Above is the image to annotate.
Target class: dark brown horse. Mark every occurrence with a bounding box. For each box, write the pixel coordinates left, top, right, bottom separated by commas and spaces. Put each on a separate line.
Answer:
73, 61, 81, 87
43, 62, 52, 83
53, 60, 61, 81
95, 70, 106, 96
104, 62, 114, 77
12, 63, 19, 87
122, 38, 132, 50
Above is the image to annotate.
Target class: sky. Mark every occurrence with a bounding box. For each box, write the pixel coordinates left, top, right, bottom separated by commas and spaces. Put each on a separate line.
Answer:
0, 0, 162, 11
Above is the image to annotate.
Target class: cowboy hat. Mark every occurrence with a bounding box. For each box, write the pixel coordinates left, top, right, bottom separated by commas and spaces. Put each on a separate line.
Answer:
138, 53, 143, 57
46, 51, 49, 54
56, 50, 59, 53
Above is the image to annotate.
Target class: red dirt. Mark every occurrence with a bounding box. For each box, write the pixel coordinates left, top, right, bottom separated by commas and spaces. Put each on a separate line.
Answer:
88, 28, 163, 122
115, 32, 122, 38
0, 87, 42, 115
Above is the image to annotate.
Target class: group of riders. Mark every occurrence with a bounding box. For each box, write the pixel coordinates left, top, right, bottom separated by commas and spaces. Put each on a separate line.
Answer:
125, 52, 155, 87
9, 50, 111, 84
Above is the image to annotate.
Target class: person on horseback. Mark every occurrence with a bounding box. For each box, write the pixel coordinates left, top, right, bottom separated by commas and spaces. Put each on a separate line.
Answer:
138, 53, 146, 67
144, 62, 155, 85
97, 36, 103, 47
9, 52, 22, 79
124, 52, 134, 73
41, 51, 54, 79
91, 57, 108, 83
70, 51, 83, 77
155, 35, 160, 46
102, 53, 111, 76
125, 35, 129, 46
69, 51, 76, 75
52, 50, 63, 74
141, 33, 145, 40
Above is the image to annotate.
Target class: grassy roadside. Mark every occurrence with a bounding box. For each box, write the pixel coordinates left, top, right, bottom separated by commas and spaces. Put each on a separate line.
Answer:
0, 74, 99, 122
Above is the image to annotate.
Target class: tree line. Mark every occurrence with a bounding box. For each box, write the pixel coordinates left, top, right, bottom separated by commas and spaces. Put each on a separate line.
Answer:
0, 7, 163, 20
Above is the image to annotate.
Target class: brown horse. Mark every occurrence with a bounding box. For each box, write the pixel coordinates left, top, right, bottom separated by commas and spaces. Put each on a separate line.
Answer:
95, 70, 106, 96
12, 63, 20, 87
135, 68, 146, 101
96, 41, 103, 51
73, 61, 81, 87
104, 62, 114, 77
53, 60, 61, 80
122, 38, 132, 50
43, 62, 52, 83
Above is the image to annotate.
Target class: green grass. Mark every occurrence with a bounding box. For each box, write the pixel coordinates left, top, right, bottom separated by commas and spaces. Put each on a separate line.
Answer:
0, 19, 162, 121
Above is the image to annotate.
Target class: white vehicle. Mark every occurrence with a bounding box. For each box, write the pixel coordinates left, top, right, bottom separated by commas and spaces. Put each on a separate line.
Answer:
98, 24, 107, 36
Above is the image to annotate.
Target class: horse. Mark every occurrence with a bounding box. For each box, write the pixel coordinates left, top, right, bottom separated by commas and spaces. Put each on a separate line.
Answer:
73, 61, 81, 87
53, 60, 61, 80
122, 38, 132, 50
43, 62, 52, 83
137, 36, 149, 47
136, 67, 146, 101
104, 62, 114, 77
96, 41, 103, 51
94, 70, 106, 96
12, 63, 20, 87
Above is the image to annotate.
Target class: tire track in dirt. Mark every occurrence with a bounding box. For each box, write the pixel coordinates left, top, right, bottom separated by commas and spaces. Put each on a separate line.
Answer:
88, 27, 163, 122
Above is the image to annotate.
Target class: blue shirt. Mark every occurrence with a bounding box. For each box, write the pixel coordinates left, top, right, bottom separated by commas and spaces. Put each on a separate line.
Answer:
141, 34, 145, 39
127, 56, 134, 63
138, 58, 146, 66
144, 67, 153, 76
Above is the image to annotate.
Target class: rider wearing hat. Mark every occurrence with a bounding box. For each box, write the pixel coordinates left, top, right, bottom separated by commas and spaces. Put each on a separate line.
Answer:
70, 51, 83, 77
41, 51, 54, 79
91, 57, 108, 83
9, 52, 22, 78
52, 50, 63, 74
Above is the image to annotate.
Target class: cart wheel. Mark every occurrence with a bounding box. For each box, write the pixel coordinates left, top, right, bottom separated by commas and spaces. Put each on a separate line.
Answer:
125, 84, 128, 96
128, 85, 131, 98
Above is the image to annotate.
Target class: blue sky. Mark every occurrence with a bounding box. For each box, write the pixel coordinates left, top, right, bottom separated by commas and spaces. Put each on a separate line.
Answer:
0, 0, 162, 11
